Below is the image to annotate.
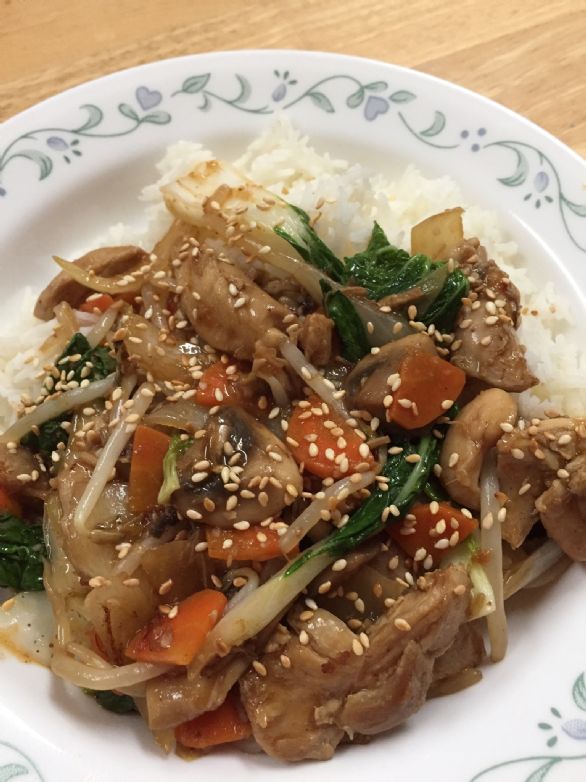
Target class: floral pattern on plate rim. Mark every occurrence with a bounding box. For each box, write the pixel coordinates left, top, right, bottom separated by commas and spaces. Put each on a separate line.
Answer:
0, 741, 44, 781
1, 69, 586, 251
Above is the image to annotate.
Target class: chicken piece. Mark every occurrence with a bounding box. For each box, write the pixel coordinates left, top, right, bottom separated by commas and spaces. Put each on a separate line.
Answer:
432, 622, 485, 682
299, 312, 334, 367
345, 333, 436, 419
450, 240, 537, 392
240, 566, 469, 761
0, 443, 49, 501
179, 255, 296, 360
497, 417, 586, 558
173, 407, 302, 528
251, 331, 301, 402
34, 245, 148, 320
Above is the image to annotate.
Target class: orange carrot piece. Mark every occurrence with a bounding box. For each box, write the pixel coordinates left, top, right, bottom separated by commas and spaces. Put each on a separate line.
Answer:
287, 395, 374, 479
175, 691, 251, 749
125, 589, 227, 666
79, 294, 115, 314
389, 502, 477, 567
206, 526, 286, 562
0, 487, 22, 517
195, 362, 242, 407
127, 425, 171, 514
387, 352, 466, 430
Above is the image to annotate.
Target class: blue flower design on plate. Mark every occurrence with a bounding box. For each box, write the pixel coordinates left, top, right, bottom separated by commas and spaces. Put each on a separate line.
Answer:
46, 136, 82, 165
272, 70, 298, 102
461, 127, 487, 152
364, 95, 389, 121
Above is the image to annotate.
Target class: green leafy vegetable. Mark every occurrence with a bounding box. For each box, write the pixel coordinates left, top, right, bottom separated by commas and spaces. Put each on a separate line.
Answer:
420, 269, 469, 332
286, 433, 439, 575
0, 513, 46, 591
21, 333, 116, 464
274, 204, 347, 283
158, 434, 194, 505
322, 284, 369, 362
442, 536, 495, 619
84, 689, 137, 714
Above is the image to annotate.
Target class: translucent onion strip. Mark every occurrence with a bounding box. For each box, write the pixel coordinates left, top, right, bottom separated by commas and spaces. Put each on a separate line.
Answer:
280, 470, 376, 554
51, 649, 170, 690
52, 255, 147, 294
479, 452, 507, 662
504, 540, 566, 600
86, 305, 121, 348
279, 338, 347, 419
0, 374, 116, 443
226, 568, 260, 611
73, 382, 154, 532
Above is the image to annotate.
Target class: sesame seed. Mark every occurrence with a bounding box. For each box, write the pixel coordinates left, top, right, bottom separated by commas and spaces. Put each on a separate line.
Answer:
332, 558, 347, 572
159, 579, 173, 595
352, 638, 364, 656
398, 398, 412, 409
482, 512, 494, 529
557, 468, 570, 479
434, 538, 450, 550
453, 584, 467, 596
518, 483, 532, 496
441, 399, 454, 410
435, 518, 446, 534
280, 654, 291, 669
318, 581, 332, 594
167, 605, 179, 619
233, 520, 250, 531
186, 509, 203, 520
354, 598, 365, 613
88, 576, 110, 588
122, 578, 140, 587
191, 471, 209, 483
500, 422, 514, 433
485, 315, 499, 325
194, 542, 208, 552
394, 618, 411, 632
448, 452, 459, 468
299, 630, 309, 645
558, 433, 572, 445
405, 453, 421, 464
449, 531, 460, 547
511, 448, 525, 460
253, 660, 268, 677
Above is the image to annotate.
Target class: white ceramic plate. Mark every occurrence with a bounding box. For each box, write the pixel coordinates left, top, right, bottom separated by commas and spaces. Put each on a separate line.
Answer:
1, 50, 586, 782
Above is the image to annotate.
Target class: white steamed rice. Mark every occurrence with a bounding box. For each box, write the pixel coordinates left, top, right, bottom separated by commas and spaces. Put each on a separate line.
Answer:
1, 115, 583, 429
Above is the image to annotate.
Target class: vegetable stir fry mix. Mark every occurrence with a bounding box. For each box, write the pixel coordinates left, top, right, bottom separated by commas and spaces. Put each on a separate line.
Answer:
0, 158, 579, 763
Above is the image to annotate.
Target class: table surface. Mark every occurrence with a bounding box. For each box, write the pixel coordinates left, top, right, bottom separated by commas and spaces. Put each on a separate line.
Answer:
2, 0, 585, 159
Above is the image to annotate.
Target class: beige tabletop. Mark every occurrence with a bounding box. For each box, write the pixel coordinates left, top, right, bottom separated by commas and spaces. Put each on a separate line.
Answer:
1, 0, 585, 159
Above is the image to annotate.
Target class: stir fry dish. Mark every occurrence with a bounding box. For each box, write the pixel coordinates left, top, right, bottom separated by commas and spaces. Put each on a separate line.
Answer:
0, 158, 581, 762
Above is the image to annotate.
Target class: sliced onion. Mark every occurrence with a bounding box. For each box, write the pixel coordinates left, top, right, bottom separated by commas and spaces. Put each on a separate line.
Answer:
52, 255, 147, 294
479, 452, 507, 662
87, 305, 121, 348
122, 314, 194, 384
144, 400, 208, 433
54, 301, 79, 337
348, 295, 412, 347
0, 374, 116, 443
51, 649, 170, 690
279, 337, 348, 419
226, 568, 260, 610
280, 470, 376, 554
73, 382, 154, 532
504, 540, 566, 600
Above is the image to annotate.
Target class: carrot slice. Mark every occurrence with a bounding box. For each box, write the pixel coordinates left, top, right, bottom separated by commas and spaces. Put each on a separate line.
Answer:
175, 691, 251, 749
128, 425, 171, 514
125, 589, 227, 666
387, 352, 466, 430
79, 293, 115, 314
206, 526, 285, 562
389, 502, 477, 567
0, 487, 22, 517
287, 395, 374, 479
195, 361, 242, 407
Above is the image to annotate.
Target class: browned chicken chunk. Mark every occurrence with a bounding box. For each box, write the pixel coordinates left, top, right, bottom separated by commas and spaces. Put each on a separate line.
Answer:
497, 417, 586, 559
240, 566, 469, 761
299, 312, 334, 367
179, 255, 296, 360
450, 240, 537, 392
0, 442, 49, 501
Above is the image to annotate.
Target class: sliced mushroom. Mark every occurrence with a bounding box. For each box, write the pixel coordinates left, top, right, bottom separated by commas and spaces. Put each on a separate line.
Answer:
345, 333, 436, 419
440, 388, 517, 510
173, 407, 302, 527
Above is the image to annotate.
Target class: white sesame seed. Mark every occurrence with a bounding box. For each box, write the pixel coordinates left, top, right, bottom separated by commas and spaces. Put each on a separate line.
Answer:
191, 471, 209, 483
518, 483, 532, 496
394, 618, 411, 632
194, 542, 208, 552
441, 399, 454, 410
482, 512, 494, 529
352, 638, 364, 656
434, 538, 450, 550
448, 452, 459, 468
253, 660, 268, 677
332, 558, 347, 572
186, 509, 202, 520
511, 448, 525, 460
299, 630, 309, 645
558, 433, 572, 445
557, 468, 570, 479
398, 398, 412, 409
500, 422, 514, 433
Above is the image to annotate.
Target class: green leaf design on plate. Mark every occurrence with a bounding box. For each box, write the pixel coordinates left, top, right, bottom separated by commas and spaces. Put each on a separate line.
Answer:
497, 144, 529, 186
420, 110, 446, 137
364, 80, 388, 92
389, 89, 416, 103
346, 88, 364, 109
538, 722, 552, 730
117, 103, 140, 122
524, 758, 560, 782
563, 198, 586, 218
233, 74, 251, 105
0, 764, 28, 782
14, 150, 52, 180
181, 74, 211, 94
141, 110, 172, 125
74, 104, 104, 132
308, 91, 335, 113
572, 672, 586, 710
